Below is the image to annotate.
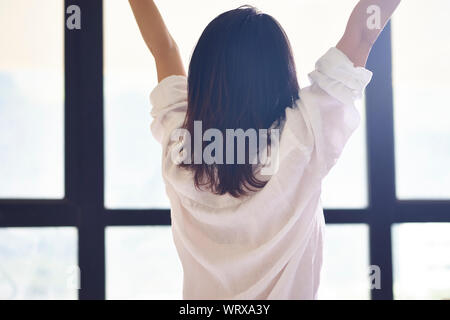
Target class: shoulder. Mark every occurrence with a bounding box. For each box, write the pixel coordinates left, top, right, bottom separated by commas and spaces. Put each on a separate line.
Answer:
149, 75, 188, 145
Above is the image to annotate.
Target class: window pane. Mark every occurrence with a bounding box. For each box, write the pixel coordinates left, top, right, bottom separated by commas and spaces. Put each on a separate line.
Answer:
104, 0, 367, 208
392, 1, 450, 199
322, 100, 367, 208
319, 224, 370, 299
106, 226, 182, 299
0, 0, 64, 199
103, 0, 168, 209
393, 223, 450, 300
0, 227, 78, 300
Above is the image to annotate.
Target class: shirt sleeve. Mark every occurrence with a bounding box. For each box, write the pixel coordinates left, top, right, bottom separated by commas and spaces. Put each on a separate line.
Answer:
297, 47, 373, 177
149, 75, 188, 146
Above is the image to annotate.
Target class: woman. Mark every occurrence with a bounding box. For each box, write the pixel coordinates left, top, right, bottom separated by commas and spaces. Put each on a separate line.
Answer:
129, 0, 401, 299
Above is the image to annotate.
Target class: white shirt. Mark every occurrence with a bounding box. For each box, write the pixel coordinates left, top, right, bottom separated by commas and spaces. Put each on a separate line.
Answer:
149, 47, 372, 299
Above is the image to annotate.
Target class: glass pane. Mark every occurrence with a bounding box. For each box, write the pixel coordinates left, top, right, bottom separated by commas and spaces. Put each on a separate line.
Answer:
392, 1, 450, 199
0, 0, 64, 199
106, 226, 182, 299
393, 223, 450, 300
0, 227, 78, 300
104, 0, 167, 209
322, 100, 367, 208
104, 0, 367, 209
318, 224, 370, 299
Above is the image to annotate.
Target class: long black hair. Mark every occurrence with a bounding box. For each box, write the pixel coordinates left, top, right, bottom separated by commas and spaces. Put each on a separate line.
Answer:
181, 5, 300, 197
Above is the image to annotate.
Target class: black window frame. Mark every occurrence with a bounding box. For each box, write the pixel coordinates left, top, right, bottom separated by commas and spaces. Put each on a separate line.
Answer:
0, 0, 449, 300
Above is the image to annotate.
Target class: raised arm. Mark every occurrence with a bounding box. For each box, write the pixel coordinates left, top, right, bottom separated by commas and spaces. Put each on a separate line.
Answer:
337, 0, 401, 67
129, 0, 185, 82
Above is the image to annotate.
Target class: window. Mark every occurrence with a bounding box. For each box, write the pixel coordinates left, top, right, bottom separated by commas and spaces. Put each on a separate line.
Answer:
106, 226, 182, 300
0, 0, 64, 199
1, 0, 449, 300
319, 225, 370, 300
0, 228, 77, 300
393, 223, 450, 299
392, 0, 450, 200
103, 0, 167, 209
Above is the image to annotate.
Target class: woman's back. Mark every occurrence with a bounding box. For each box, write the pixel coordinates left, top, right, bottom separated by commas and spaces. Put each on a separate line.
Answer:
129, 0, 402, 299
150, 47, 372, 298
